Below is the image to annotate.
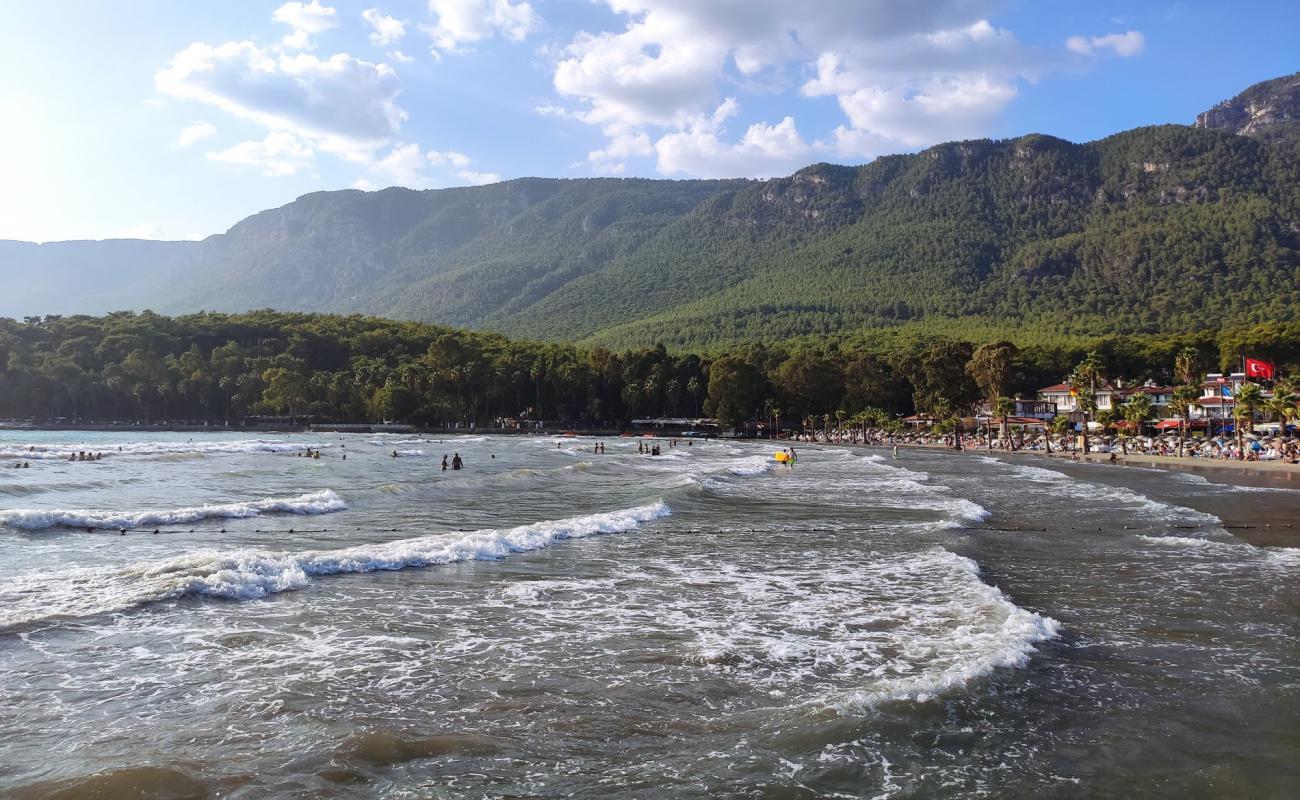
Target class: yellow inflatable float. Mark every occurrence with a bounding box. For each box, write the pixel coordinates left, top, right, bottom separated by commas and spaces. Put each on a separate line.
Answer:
774, 451, 791, 464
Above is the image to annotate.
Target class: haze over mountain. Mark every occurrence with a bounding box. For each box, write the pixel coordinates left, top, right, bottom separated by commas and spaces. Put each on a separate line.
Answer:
3, 73, 1297, 348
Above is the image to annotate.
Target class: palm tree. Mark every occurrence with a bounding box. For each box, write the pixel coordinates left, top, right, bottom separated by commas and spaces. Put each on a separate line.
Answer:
834, 409, 846, 443
1265, 391, 1297, 437
1174, 346, 1200, 388
1120, 392, 1153, 455
1233, 382, 1264, 459
1068, 352, 1104, 454
771, 405, 782, 440
993, 396, 1014, 449
1048, 414, 1071, 453
1169, 385, 1200, 458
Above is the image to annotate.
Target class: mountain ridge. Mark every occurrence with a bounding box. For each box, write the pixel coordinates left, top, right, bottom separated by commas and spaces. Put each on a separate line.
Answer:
3, 72, 1298, 348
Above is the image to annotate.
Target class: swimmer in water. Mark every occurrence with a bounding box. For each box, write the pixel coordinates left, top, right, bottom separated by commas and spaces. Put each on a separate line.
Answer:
452, 453, 463, 470
392, 450, 399, 458
442, 455, 449, 471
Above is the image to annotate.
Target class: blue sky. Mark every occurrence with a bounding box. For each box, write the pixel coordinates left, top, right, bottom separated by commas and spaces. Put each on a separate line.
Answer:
0, 1, 1295, 242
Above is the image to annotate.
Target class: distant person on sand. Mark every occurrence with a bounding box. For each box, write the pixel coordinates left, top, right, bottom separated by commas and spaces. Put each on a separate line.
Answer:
452, 453, 463, 470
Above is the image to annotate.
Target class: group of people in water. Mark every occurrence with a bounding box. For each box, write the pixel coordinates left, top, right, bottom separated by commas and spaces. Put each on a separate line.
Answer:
297, 449, 324, 459
389, 450, 464, 469
67, 451, 104, 462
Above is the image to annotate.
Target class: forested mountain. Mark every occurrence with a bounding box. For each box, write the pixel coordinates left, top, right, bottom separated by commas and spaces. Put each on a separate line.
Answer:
4, 73, 1298, 349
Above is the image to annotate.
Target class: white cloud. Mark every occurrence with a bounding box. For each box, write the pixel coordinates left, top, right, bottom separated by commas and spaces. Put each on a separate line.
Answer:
116, 222, 167, 240
655, 101, 811, 177
425, 0, 539, 55
1066, 30, 1145, 58
547, 1, 1048, 173
362, 8, 407, 47
156, 41, 405, 163
273, 1, 339, 49
353, 178, 379, 190
207, 132, 316, 176
588, 125, 653, 174
372, 142, 428, 185
388, 50, 414, 63
359, 146, 498, 188
808, 57, 1018, 149
456, 169, 501, 185
427, 150, 471, 167
176, 121, 216, 147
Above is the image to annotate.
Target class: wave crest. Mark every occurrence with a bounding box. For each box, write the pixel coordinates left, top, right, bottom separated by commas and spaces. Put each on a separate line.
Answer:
0, 490, 347, 531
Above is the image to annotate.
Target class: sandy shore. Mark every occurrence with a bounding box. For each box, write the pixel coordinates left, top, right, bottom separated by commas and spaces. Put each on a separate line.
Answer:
1036, 449, 1300, 474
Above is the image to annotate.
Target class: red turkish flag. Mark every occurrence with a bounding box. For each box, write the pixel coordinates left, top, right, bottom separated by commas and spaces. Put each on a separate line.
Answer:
1245, 358, 1275, 380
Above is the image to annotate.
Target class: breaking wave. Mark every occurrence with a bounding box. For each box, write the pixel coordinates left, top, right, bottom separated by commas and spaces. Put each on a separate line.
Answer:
0, 490, 347, 531
0, 502, 670, 633
0, 439, 331, 460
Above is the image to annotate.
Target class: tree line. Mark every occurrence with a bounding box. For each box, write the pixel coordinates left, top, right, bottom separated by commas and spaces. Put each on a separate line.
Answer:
1, 311, 1299, 430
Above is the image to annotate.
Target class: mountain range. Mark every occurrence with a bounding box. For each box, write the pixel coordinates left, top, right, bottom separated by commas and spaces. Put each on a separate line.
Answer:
3, 72, 1298, 349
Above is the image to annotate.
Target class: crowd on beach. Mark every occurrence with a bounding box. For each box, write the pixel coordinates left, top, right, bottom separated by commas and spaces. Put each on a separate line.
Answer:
791, 427, 1300, 464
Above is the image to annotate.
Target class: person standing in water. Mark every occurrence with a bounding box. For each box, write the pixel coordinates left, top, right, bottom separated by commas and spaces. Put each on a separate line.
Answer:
452, 453, 463, 470
441, 455, 449, 471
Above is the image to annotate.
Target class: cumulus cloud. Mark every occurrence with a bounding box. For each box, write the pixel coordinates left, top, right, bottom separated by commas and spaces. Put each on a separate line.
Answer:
424, 0, 539, 55
359, 145, 498, 188
273, 0, 338, 49
656, 100, 811, 177
427, 149, 471, 167
156, 41, 405, 162
176, 121, 216, 147
206, 132, 316, 176
372, 142, 429, 184
546, 1, 1048, 175
456, 169, 501, 185
362, 8, 407, 46
1066, 30, 1145, 58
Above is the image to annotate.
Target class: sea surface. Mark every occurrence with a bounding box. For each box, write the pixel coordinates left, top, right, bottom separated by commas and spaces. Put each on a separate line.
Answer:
0, 431, 1297, 798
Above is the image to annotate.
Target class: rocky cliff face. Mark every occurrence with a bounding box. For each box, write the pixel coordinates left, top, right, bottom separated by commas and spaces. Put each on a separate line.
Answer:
1194, 71, 1300, 138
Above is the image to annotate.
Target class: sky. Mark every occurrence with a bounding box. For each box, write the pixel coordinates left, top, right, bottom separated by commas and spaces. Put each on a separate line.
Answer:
0, 1, 1296, 243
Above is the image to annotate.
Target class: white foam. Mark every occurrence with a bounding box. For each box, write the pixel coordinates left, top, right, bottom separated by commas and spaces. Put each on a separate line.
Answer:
1140, 535, 1300, 568
0, 502, 670, 632
984, 459, 1221, 528
0, 490, 347, 531
1138, 534, 1240, 553
0, 439, 330, 460
832, 550, 1059, 711
646, 547, 1057, 713
727, 456, 773, 477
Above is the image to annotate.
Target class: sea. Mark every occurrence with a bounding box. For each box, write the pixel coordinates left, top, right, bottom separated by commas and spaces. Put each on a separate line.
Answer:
0, 431, 1297, 798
